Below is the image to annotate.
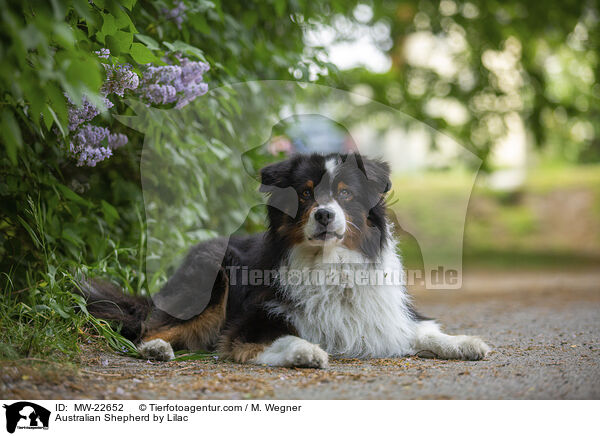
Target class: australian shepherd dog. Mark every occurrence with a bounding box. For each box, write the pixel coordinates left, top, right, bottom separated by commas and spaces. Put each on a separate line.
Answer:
81, 153, 490, 367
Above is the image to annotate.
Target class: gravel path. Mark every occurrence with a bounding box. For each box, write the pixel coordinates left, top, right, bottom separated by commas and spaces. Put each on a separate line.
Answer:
2, 270, 599, 400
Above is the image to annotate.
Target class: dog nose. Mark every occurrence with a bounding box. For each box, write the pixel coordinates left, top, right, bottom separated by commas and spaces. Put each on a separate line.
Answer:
314, 208, 335, 226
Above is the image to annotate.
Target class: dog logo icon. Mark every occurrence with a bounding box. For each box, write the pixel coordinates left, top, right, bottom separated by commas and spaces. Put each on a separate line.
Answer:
2, 402, 50, 433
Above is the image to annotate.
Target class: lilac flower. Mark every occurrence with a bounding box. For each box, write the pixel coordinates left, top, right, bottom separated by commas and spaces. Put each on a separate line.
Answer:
65, 94, 125, 166
138, 56, 209, 108
162, 1, 188, 29
108, 132, 128, 149
72, 143, 113, 167
64, 48, 209, 167
143, 65, 181, 84
143, 84, 178, 105
176, 81, 208, 108
69, 125, 110, 167
95, 48, 140, 97
66, 96, 99, 131
66, 95, 114, 131
95, 48, 110, 59
68, 124, 128, 167
64, 49, 139, 166
71, 124, 110, 147
102, 63, 139, 97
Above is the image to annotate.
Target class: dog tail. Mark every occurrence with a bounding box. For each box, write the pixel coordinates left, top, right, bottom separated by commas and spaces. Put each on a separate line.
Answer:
76, 279, 152, 342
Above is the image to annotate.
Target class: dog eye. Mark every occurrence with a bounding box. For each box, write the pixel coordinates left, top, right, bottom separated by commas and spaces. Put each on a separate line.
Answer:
301, 189, 312, 199
338, 188, 352, 199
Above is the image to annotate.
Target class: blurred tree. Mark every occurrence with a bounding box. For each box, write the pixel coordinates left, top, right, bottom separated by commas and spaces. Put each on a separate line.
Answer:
330, 0, 599, 167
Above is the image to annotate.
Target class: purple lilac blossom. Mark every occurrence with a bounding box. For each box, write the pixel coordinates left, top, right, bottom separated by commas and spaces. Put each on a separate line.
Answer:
66, 48, 209, 166
69, 125, 112, 167
102, 63, 140, 97
68, 124, 129, 167
139, 56, 209, 108
144, 83, 178, 105
66, 48, 139, 166
162, 1, 188, 29
108, 132, 128, 149
66, 95, 114, 131
95, 48, 110, 59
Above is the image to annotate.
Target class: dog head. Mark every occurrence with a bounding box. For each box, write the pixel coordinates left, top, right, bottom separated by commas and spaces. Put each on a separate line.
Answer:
260, 153, 391, 259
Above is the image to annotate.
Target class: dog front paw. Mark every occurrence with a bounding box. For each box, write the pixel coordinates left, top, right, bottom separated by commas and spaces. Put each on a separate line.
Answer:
289, 341, 329, 368
454, 335, 490, 360
254, 336, 329, 368
137, 338, 175, 361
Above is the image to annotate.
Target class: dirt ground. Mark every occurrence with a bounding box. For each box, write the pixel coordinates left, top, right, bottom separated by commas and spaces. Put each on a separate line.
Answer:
2, 270, 599, 400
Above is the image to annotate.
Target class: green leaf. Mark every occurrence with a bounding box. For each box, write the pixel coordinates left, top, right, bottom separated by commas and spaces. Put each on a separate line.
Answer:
49, 300, 71, 319
41, 105, 54, 130
129, 42, 156, 64
163, 41, 207, 62
172, 351, 217, 361
112, 5, 135, 31
106, 30, 133, 55
23, 82, 45, 128
72, 0, 97, 25
52, 22, 75, 48
65, 57, 102, 92
134, 34, 160, 50
190, 14, 211, 35
47, 106, 66, 137
72, 293, 90, 315
1, 109, 23, 165
17, 216, 42, 248
101, 200, 120, 225
46, 82, 69, 130
61, 227, 85, 247
99, 13, 117, 42
56, 184, 93, 207
121, 0, 137, 11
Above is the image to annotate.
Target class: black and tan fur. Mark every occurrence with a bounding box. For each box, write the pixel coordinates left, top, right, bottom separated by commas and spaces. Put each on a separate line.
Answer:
80, 153, 490, 366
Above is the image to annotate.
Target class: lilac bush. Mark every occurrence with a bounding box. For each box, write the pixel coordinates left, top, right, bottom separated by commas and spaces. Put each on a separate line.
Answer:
65, 48, 209, 166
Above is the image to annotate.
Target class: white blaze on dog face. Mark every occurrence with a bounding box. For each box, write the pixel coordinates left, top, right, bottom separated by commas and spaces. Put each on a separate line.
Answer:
300, 156, 347, 245
304, 200, 347, 245
325, 157, 339, 179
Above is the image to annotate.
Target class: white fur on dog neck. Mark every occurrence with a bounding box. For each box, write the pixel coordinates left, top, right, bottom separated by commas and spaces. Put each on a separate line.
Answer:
270, 234, 417, 358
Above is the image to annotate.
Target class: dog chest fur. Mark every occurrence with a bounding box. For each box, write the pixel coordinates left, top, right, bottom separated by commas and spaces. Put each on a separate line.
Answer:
269, 238, 417, 358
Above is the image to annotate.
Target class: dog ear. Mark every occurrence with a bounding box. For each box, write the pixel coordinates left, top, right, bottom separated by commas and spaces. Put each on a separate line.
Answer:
259, 158, 294, 192
363, 158, 391, 194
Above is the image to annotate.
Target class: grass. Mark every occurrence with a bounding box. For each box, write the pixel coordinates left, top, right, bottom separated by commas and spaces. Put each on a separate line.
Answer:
172, 350, 218, 362
525, 162, 600, 193
1, 198, 139, 362
0, 268, 138, 362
